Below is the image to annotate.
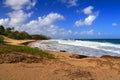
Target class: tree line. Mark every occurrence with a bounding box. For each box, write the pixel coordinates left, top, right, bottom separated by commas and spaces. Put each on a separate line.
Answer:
0, 25, 51, 40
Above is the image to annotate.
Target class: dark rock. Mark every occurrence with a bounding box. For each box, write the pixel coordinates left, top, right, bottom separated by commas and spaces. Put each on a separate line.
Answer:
60, 50, 66, 52
70, 54, 88, 59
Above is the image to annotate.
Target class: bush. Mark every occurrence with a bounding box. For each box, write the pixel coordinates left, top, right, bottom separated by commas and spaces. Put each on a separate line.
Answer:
0, 35, 4, 44
31, 34, 51, 40
0, 25, 5, 35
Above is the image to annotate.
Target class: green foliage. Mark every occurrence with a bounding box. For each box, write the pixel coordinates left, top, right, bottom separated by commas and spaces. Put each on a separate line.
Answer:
31, 34, 51, 40
4, 27, 13, 37
0, 25, 5, 35
0, 35, 4, 44
0, 25, 51, 40
5, 31, 31, 40
19, 31, 31, 39
0, 45, 54, 59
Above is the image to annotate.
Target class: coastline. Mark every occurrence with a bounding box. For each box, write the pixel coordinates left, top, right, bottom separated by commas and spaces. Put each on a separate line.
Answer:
0, 40, 120, 80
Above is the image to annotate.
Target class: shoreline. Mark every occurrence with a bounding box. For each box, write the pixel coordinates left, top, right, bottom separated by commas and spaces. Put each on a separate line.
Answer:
28, 40, 120, 58
1, 39, 120, 80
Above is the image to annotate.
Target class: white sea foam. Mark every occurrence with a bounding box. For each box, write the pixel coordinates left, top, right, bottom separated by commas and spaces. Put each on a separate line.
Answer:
30, 39, 120, 57
58, 40, 120, 54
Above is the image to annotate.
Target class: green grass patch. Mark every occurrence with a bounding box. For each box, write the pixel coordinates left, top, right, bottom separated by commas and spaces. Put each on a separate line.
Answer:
0, 45, 54, 59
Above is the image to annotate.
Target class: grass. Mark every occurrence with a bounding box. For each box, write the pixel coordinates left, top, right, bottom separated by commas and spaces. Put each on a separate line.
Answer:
0, 45, 54, 59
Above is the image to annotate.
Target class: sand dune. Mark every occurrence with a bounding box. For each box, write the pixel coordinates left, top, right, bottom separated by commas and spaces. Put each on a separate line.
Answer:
0, 51, 120, 80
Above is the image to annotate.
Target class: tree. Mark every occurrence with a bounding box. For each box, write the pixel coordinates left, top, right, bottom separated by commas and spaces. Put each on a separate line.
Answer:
20, 31, 31, 39
4, 28, 12, 37
0, 25, 5, 35
31, 34, 51, 40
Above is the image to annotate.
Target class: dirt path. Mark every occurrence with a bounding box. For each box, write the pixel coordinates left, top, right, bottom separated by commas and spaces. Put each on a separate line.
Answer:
3, 36, 35, 45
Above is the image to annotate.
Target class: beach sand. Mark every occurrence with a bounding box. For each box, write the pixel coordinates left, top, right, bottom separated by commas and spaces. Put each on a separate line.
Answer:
0, 55, 120, 80
0, 39, 120, 80
3, 36, 36, 45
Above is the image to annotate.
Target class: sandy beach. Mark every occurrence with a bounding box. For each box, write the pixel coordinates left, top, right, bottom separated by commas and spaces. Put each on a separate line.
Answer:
0, 54, 120, 80
0, 39, 120, 80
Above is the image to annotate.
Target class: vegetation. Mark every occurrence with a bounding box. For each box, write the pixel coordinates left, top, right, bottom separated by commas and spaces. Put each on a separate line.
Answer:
0, 45, 54, 59
0, 25, 5, 35
0, 35, 4, 44
0, 25, 53, 63
0, 25, 51, 40
31, 34, 51, 40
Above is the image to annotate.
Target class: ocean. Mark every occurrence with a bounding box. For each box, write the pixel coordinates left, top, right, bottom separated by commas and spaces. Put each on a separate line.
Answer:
30, 39, 120, 57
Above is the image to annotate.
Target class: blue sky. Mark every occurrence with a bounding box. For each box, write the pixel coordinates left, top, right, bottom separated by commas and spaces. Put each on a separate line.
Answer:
0, 0, 120, 39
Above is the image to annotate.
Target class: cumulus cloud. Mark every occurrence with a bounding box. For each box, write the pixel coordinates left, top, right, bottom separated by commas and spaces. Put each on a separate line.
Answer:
83, 6, 94, 15
75, 6, 99, 27
112, 23, 118, 27
19, 13, 64, 33
61, 0, 78, 7
8, 10, 32, 27
0, 0, 35, 28
5, 0, 36, 10
0, 10, 32, 28
20, 13, 64, 29
0, 18, 9, 27
75, 15, 97, 26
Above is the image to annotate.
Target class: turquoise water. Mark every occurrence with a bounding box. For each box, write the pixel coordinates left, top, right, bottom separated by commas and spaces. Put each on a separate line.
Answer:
75, 39, 120, 44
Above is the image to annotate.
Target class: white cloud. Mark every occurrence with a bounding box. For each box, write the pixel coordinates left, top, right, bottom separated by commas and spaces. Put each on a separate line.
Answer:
83, 6, 94, 15
20, 13, 64, 30
5, 0, 36, 10
2, 0, 34, 28
19, 13, 64, 33
112, 23, 118, 27
75, 15, 97, 26
7, 10, 32, 27
61, 0, 78, 7
75, 6, 99, 27
0, 18, 9, 27
38, 13, 64, 26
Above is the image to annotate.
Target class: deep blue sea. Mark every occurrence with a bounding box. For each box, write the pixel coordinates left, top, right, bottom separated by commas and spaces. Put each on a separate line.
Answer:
76, 39, 120, 44
30, 39, 120, 57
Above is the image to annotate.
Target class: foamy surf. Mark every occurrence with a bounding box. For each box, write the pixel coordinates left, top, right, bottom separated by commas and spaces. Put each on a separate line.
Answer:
30, 39, 120, 57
